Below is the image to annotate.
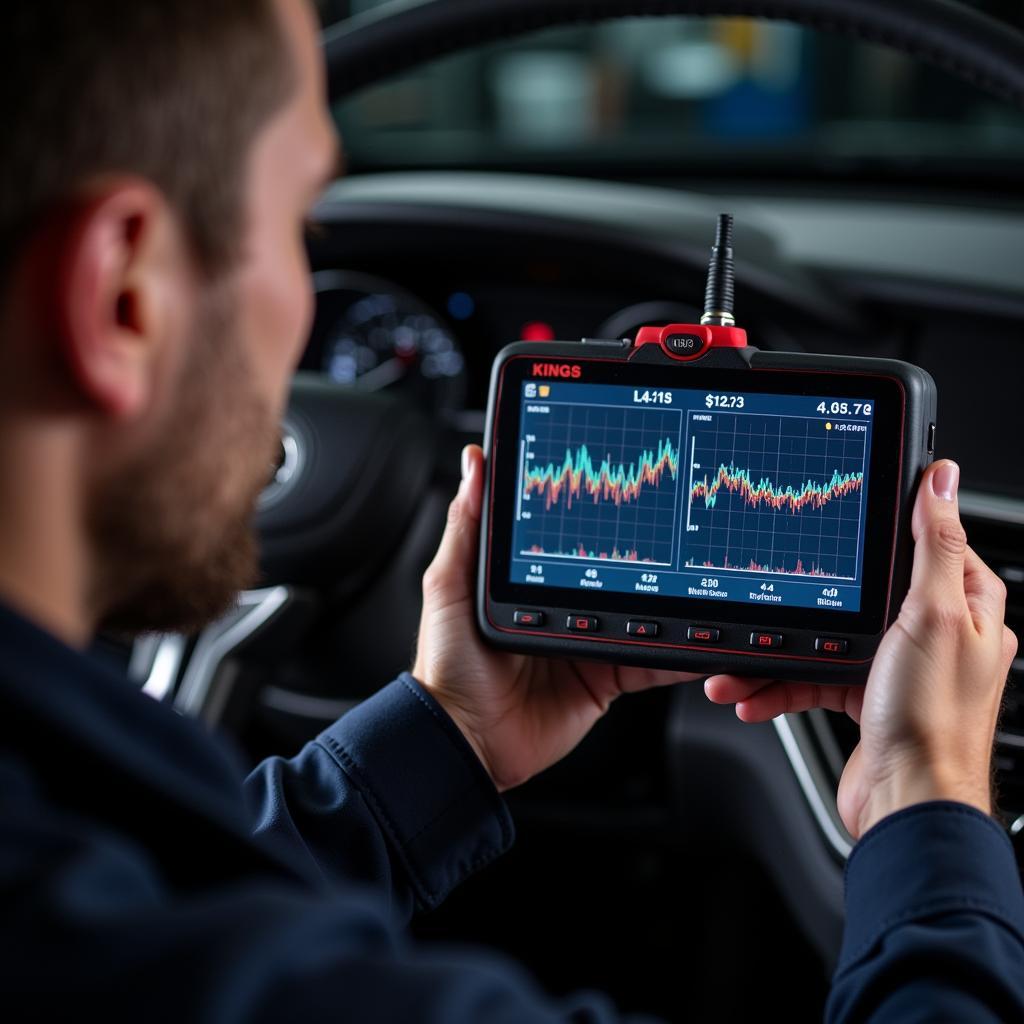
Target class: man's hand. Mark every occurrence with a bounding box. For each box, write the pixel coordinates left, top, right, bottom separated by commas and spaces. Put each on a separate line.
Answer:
412, 444, 697, 792
705, 459, 1018, 840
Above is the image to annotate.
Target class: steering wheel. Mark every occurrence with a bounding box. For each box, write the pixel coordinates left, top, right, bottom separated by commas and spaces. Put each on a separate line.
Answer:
133, 0, 1024, 726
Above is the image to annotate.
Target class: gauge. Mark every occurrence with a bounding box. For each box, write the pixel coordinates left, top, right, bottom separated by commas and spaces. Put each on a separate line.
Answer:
306, 270, 466, 410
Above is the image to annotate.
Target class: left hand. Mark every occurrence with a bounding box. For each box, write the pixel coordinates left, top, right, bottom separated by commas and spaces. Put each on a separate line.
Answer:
412, 444, 698, 792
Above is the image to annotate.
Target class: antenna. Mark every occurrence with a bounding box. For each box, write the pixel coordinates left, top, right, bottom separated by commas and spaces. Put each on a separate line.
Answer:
700, 214, 736, 327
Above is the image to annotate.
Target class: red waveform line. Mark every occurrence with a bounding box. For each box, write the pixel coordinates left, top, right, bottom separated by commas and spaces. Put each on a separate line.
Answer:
528, 543, 652, 562
687, 555, 840, 577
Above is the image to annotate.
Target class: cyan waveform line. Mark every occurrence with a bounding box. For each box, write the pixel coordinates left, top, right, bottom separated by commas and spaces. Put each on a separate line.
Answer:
524, 438, 679, 511
692, 463, 864, 513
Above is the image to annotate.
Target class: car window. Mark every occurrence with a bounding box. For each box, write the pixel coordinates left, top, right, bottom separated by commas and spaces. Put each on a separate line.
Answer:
318, 1, 1024, 183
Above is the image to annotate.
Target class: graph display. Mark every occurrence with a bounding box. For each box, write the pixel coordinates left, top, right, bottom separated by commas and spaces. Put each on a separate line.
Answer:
515, 404, 683, 565
509, 381, 875, 613
684, 413, 867, 580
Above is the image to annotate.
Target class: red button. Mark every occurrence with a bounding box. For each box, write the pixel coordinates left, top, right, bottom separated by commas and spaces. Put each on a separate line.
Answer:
513, 610, 545, 628
687, 626, 721, 643
749, 632, 783, 649
815, 637, 849, 655
567, 615, 598, 633
626, 620, 660, 638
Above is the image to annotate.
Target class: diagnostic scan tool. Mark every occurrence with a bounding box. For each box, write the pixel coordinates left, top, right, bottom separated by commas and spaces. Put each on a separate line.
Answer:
477, 216, 936, 683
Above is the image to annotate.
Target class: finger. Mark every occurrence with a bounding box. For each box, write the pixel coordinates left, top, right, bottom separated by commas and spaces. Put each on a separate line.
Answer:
843, 685, 865, 725
733, 682, 863, 722
908, 460, 969, 608
616, 667, 704, 694
707, 676, 865, 725
421, 445, 484, 606
704, 676, 775, 704
460, 444, 485, 521
963, 545, 1010, 638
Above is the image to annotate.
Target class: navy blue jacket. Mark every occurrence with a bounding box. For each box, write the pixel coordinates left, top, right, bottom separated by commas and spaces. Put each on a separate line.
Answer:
0, 599, 1022, 1021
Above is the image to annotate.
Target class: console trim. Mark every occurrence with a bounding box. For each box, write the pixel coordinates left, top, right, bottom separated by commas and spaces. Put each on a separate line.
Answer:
772, 714, 854, 860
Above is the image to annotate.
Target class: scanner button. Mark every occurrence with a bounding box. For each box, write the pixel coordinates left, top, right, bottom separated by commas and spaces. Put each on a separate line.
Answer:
927, 423, 936, 454
665, 333, 706, 358
815, 637, 849, 655
513, 610, 545, 628
687, 626, 720, 643
567, 615, 599, 633
750, 632, 783, 649
626, 620, 659, 638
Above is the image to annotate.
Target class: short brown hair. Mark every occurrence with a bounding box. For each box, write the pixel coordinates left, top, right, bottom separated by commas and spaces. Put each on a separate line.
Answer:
1, 0, 296, 281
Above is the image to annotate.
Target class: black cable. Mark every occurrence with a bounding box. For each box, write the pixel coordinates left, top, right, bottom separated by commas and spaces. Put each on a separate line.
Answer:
701, 213, 736, 327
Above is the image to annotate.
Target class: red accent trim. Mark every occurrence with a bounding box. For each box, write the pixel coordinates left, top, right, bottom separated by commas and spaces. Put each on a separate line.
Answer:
707, 325, 748, 348
634, 326, 665, 347
633, 322, 748, 362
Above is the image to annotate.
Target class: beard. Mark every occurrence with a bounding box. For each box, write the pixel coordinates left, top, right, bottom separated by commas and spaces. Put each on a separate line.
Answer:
88, 283, 281, 637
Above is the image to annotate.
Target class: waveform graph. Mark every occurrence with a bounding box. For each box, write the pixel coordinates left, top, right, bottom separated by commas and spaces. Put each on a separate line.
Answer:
682, 411, 870, 581
514, 402, 684, 566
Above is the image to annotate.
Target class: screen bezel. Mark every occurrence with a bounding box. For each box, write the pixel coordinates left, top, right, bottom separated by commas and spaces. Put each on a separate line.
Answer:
486, 355, 905, 635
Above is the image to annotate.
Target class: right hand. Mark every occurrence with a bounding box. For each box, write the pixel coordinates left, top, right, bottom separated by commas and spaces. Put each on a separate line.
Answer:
705, 460, 1018, 840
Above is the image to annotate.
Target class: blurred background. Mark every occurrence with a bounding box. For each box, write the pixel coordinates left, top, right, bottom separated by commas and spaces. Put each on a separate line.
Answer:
318, 0, 1024, 194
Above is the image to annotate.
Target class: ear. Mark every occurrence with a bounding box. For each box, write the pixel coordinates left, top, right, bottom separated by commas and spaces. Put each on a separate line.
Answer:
35, 181, 189, 420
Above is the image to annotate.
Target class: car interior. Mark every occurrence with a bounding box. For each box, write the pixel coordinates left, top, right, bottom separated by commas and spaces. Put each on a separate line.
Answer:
108, 1, 1024, 1020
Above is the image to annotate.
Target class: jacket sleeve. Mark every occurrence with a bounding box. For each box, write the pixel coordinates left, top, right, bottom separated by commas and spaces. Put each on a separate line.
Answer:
0, 753, 660, 1023
241, 672, 514, 921
826, 800, 1024, 1022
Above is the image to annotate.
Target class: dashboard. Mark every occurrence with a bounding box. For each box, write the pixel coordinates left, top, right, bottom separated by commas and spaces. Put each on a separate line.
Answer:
305, 172, 1024, 502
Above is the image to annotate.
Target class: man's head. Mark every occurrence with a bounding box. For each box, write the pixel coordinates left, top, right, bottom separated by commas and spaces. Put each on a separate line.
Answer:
0, 0, 339, 641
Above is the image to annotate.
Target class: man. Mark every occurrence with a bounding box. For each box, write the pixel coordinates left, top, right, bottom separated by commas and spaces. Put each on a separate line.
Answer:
0, 1, 1020, 1020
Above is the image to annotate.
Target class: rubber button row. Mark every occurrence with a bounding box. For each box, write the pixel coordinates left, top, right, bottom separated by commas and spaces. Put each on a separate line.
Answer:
512, 610, 850, 656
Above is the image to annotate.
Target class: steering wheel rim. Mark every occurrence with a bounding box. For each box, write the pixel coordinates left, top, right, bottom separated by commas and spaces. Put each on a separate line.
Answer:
324, 0, 1024, 108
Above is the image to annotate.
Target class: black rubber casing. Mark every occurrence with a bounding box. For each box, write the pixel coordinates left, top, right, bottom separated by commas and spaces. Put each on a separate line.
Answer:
477, 337, 936, 684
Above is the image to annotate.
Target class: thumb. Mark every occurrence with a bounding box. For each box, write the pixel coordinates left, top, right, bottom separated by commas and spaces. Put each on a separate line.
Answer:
422, 444, 485, 607
907, 460, 968, 606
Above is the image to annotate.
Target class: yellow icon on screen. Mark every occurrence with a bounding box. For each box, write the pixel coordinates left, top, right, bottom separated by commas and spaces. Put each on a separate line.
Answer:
539, 385, 551, 397
825, 422, 832, 430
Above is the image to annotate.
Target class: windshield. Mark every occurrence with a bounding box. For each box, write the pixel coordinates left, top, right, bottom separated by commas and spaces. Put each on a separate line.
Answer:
319, 1, 1024, 189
